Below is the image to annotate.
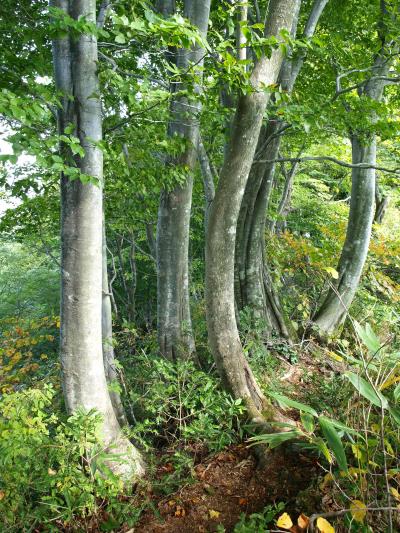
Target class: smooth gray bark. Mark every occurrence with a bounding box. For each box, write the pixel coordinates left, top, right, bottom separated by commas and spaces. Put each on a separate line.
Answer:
156, 0, 211, 360
313, 34, 394, 335
234, 0, 328, 339
312, 137, 377, 335
206, 0, 298, 425
52, 0, 144, 478
197, 135, 216, 235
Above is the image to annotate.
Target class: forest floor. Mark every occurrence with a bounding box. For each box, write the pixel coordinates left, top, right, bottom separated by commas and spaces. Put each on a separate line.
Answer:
134, 444, 321, 533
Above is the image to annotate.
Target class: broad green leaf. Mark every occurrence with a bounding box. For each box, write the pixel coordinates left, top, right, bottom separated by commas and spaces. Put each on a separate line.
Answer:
319, 416, 348, 472
248, 430, 300, 449
301, 412, 315, 433
268, 392, 318, 417
354, 321, 381, 353
345, 372, 389, 409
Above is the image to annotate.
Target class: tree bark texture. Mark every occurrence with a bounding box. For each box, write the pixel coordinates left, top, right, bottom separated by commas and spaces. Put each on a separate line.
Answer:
156, 0, 211, 360
312, 34, 394, 335
234, 0, 328, 339
52, 0, 144, 478
206, 0, 299, 424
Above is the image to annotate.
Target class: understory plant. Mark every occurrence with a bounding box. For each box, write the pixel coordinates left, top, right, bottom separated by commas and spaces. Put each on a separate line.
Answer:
250, 322, 400, 531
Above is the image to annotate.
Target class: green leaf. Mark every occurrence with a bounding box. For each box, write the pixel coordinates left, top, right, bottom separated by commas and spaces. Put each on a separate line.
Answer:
389, 406, 400, 426
268, 392, 318, 417
345, 372, 389, 409
354, 321, 381, 353
248, 430, 300, 449
115, 33, 126, 44
301, 412, 315, 433
319, 416, 348, 472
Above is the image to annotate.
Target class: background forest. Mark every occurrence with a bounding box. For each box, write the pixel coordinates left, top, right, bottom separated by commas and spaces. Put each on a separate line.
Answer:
0, 0, 400, 531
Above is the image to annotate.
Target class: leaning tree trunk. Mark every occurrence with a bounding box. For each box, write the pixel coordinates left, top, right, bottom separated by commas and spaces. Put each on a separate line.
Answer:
206, 0, 299, 425
52, 0, 144, 478
312, 29, 394, 336
234, 0, 328, 340
312, 136, 377, 335
156, 0, 211, 360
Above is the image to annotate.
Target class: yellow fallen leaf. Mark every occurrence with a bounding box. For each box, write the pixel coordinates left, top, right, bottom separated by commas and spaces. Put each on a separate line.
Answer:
276, 512, 293, 530
317, 516, 335, 533
350, 500, 367, 523
48, 468, 57, 476
319, 472, 333, 490
0, 491, 5, 501
390, 487, 400, 502
209, 509, 220, 519
297, 513, 310, 529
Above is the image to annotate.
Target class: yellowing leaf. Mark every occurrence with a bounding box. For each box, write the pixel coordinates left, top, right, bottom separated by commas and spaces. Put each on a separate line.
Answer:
276, 512, 293, 530
350, 500, 367, 523
297, 513, 310, 529
317, 516, 335, 532
390, 487, 400, 501
324, 267, 339, 279
0, 491, 5, 501
319, 472, 333, 490
48, 468, 57, 476
209, 509, 220, 519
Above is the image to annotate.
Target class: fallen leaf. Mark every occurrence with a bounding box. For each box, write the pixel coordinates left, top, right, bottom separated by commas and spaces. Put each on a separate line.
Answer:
350, 500, 367, 523
0, 491, 4, 501
277, 512, 293, 530
239, 498, 248, 506
48, 468, 57, 476
209, 509, 220, 519
168, 500, 176, 507
317, 516, 335, 533
297, 513, 310, 529
390, 487, 400, 501
175, 505, 186, 517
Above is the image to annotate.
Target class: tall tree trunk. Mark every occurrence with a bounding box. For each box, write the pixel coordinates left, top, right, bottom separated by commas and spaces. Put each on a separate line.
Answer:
206, 0, 299, 425
312, 136, 376, 335
312, 22, 395, 336
52, 0, 144, 477
234, 0, 328, 339
156, 0, 211, 360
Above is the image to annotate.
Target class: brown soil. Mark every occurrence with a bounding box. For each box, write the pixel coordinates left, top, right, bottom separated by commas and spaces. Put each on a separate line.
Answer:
134, 444, 320, 532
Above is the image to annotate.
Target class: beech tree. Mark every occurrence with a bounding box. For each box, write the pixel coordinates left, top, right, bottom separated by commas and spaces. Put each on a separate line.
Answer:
156, 0, 211, 360
205, 0, 299, 426
51, 0, 144, 477
234, 0, 329, 339
312, 0, 398, 335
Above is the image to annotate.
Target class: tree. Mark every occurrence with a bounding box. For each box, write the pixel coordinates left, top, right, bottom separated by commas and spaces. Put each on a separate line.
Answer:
206, 0, 299, 426
156, 0, 211, 360
234, 0, 328, 339
51, 0, 144, 477
312, 1, 398, 336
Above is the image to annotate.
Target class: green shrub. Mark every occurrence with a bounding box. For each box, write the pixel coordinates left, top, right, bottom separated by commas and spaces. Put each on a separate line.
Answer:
0, 385, 132, 531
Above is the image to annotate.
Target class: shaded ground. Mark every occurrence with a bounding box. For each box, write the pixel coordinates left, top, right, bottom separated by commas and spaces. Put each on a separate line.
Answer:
135, 444, 320, 532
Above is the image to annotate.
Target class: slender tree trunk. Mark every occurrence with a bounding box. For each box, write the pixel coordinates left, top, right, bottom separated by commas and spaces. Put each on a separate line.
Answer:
312, 137, 376, 335
198, 135, 216, 235
312, 26, 395, 336
234, 0, 328, 339
52, 0, 144, 478
102, 222, 127, 427
206, 0, 299, 425
156, 0, 211, 360
374, 181, 388, 224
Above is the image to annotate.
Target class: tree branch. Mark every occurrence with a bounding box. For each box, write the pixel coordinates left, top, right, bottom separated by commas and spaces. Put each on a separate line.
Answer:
254, 155, 400, 175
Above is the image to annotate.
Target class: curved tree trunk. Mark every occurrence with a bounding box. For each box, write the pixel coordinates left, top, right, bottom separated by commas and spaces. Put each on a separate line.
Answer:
52, 0, 144, 478
206, 0, 299, 425
312, 136, 376, 335
156, 0, 211, 360
234, 0, 328, 340
312, 23, 395, 336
